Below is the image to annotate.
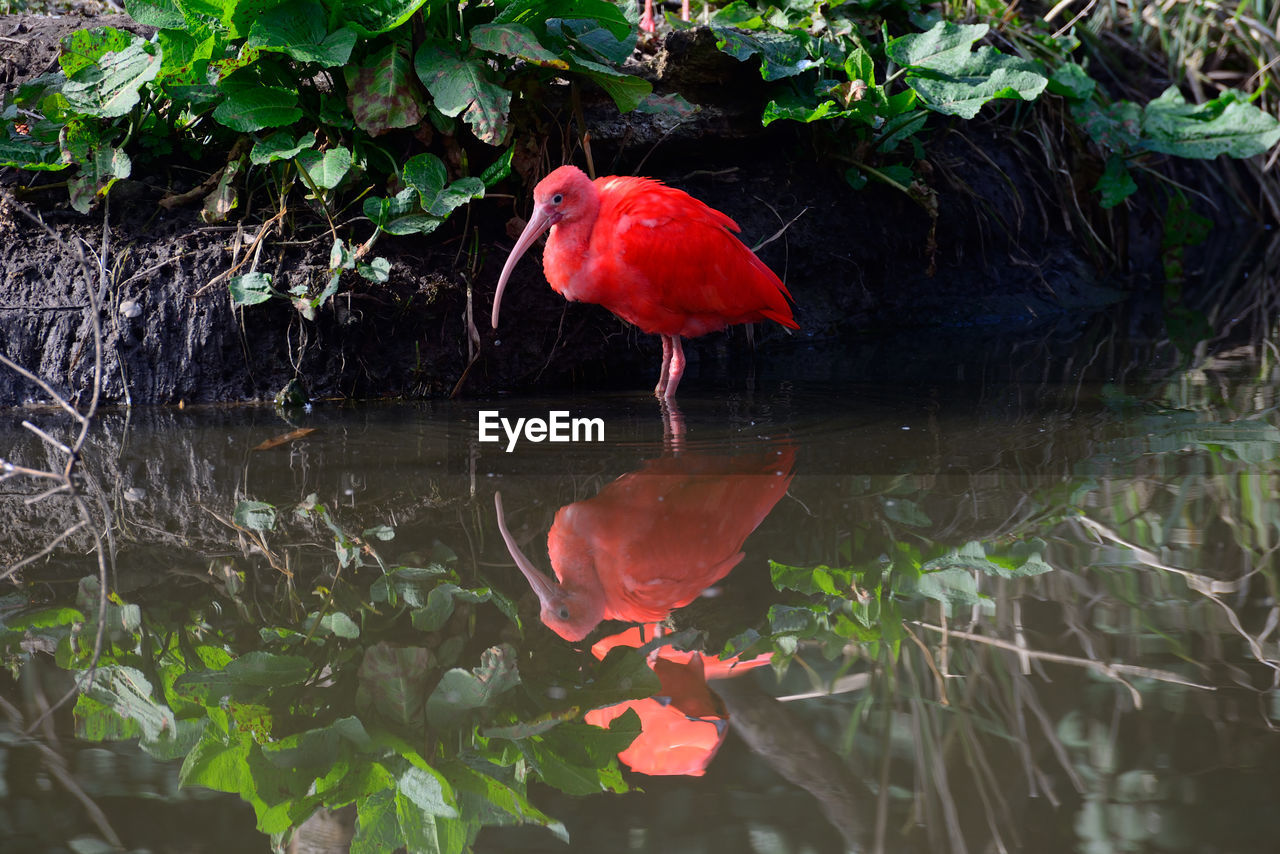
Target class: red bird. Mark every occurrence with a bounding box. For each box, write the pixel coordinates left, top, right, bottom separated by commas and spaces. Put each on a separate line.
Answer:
491, 165, 798, 398
494, 447, 796, 641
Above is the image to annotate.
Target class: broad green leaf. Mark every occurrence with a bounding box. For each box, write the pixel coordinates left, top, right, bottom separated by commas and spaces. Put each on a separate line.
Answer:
261, 717, 371, 775
68, 145, 131, 214
212, 86, 303, 132
308, 610, 361, 638
1048, 62, 1095, 100
1095, 154, 1137, 208
480, 147, 514, 187
1142, 86, 1280, 159
403, 153, 484, 217
769, 561, 851, 596
123, 0, 185, 28
229, 272, 274, 307
495, 0, 632, 41
155, 27, 216, 85
885, 21, 988, 69
914, 567, 981, 608
905, 47, 1047, 119
233, 498, 277, 530
358, 257, 392, 283
351, 789, 400, 854
176, 651, 312, 697
444, 761, 568, 841
470, 22, 567, 68
180, 731, 250, 792
712, 27, 817, 80
0, 137, 67, 172
6, 607, 84, 629
345, 42, 424, 136
426, 645, 520, 729
250, 130, 316, 164
414, 43, 511, 144
567, 56, 652, 113
882, 497, 932, 527
62, 40, 163, 118
248, 0, 357, 67
340, 0, 431, 37
59, 27, 135, 77
1072, 99, 1143, 152
396, 763, 458, 818
356, 643, 431, 730
296, 146, 352, 190
78, 666, 176, 743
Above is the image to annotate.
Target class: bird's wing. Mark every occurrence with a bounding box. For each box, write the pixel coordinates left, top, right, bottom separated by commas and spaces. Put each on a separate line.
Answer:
590, 177, 797, 334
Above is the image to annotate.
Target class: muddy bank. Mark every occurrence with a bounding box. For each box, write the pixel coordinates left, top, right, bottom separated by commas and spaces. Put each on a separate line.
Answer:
0, 13, 1264, 407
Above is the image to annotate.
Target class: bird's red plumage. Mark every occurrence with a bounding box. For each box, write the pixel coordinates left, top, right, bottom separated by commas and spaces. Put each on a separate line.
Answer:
541, 173, 798, 338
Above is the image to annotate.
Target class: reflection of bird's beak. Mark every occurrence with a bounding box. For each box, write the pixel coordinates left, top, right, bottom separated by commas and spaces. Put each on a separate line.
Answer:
493, 492, 561, 606
491, 203, 560, 329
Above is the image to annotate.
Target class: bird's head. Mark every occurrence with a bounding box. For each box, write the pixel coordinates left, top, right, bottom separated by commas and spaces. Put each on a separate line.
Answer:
493, 492, 604, 642
491, 165, 596, 329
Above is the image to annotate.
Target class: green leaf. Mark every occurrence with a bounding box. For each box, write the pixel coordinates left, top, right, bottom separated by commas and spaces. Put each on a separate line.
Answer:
233, 498, 277, 530
67, 145, 131, 214
914, 567, 981, 608
0, 137, 67, 172
403, 153, 485, 217
712, 27, 817, 81
311, 611, 361, 638
568, 56, 652, 113
62, 40, 163, 118
470, 22, 567, 69
1048, 62, 1095, 100
356, 643, 431, 730
351, 789, 400, 854
357, 257, 392, 283
1095, 154, 1137, 208
248, 0, 356, 67
396, 763, 458, 819
296, 146, 352, 190
414, 42, 512, 144
426, 645, 520, 729
6, 607, 84, 629
885, 21, 989, 69
345, 41, 424, 137
229, 272, 275, 307
77, 666, 175, 743
480, 148, 514, 187
250, 130, 316, 165
59, 27, 135, 77
123, 0, 185, 28
904, 47, 1047, 119
213, 86, 303, 132
1142, 86, 1280, 159
176, 651, 312, 698
340, 0, 431, 37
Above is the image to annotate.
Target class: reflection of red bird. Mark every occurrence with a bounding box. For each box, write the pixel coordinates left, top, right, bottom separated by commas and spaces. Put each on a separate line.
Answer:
491, 165, 798, 398
586, 626, 768, 776
495, 447, 795, 641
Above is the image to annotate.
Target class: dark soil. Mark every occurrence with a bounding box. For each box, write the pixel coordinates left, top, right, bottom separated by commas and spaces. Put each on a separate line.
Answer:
0, 11, 1260, 407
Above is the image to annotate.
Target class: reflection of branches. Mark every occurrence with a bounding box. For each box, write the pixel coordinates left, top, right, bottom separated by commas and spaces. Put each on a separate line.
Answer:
0, 694, 124, 849
1076, 514, 1280, 678
0, 192, 114, 733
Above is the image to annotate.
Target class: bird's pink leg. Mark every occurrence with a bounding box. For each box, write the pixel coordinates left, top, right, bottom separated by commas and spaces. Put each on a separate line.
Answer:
681, 0, 690, 21
664, 336, 686, 399
640, 0, 656, 32
656, 334, 673, 396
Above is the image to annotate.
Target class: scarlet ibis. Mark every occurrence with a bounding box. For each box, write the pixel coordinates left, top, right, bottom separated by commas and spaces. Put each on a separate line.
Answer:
585, 626, 768, 776
491, 165, 798, 398
493, 447, 795, 641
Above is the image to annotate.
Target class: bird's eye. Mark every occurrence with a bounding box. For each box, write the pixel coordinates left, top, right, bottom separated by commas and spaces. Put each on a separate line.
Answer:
557, 606, 570, 620
551, 193, 564, 205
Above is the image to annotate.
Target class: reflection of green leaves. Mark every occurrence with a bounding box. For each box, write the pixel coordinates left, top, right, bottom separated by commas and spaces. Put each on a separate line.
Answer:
426, 644, 520, 729
356, 643, 431, 731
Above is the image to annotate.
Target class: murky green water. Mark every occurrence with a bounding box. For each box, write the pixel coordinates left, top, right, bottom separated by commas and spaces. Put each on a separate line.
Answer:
3, 319, 1280, 853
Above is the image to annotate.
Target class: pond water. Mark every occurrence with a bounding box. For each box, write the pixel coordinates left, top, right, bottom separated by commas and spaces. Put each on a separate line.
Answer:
2, 309, 1280, 854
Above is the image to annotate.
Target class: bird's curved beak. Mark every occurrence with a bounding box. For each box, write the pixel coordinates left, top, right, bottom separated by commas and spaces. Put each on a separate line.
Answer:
493, 492, 561, 607
492, 203, 559, 329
